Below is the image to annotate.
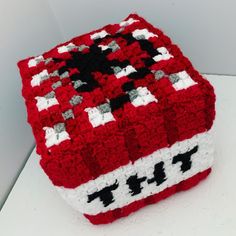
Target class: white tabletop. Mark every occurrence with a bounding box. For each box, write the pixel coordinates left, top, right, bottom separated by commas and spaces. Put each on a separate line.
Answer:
0, 74, 236, 236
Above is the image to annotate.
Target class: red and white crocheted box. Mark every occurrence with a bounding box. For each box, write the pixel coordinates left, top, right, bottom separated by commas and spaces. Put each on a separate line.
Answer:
18, 14, 215, 224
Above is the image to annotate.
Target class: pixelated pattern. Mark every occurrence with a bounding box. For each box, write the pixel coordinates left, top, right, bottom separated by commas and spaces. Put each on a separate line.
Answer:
57, 131, 214, 215
18, 13, 216, 224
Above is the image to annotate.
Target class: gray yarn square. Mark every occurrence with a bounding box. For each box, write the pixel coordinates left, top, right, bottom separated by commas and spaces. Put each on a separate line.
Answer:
78, 44, 89, 51
62, 109, 74, 120
50, 70, 59, 77
112, 66, 122, 74
97, 103, 111, 113
128, 89, 139, 101
70, 95, 83, 106
52, 81, 62, 90
60, 71, 69, 79
54, 123, 65, 133
154, 70, 165, 80
136, 34, 146, 40
73, 80, 87, 89
44, 91, 55, 99
169, 74, 180, 84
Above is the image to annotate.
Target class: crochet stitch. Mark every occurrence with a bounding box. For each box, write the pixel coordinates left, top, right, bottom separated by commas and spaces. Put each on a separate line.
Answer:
18, 13, 216, 224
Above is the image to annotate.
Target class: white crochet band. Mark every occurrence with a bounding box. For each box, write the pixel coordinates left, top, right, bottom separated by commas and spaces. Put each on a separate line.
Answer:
56, 130, 214, 215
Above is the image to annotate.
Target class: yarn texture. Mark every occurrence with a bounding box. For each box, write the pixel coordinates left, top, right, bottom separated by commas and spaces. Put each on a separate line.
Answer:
18, 13, 216, 224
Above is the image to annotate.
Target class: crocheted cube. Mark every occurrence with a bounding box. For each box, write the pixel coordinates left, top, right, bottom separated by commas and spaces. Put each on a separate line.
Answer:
18, 13, 215, 224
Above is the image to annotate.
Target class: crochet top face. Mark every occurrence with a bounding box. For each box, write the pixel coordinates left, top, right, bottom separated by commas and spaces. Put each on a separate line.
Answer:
18, 14, 215, 189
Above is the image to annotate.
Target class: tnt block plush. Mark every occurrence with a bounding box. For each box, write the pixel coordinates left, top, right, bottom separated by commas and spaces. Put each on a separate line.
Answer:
18, 13, 216, 224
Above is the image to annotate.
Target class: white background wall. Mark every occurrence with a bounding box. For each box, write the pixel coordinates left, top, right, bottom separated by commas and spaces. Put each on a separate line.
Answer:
48, 0, 236, 75
0, 0, 235, 208
0, 0, 62, 207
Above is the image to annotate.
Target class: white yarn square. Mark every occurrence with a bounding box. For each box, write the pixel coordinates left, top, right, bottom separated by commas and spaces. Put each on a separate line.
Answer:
131, 87, 158, 107
90, 30, 109, 40
85, 107, 115, 128
115, 65, 137, 79
172, 71, 197, 90
153, 47, 173, 62
28, 55, 44, 67
43, 126, 70, 148
132, 29, 158, 39
35, 96, 59, 111
31, 69, 49, 87
58, 43, 76, 53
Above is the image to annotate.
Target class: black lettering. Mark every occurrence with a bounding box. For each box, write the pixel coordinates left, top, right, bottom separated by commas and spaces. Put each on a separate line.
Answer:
172, 145, 198, 172
126, 174, 147, 196
87, 180, 119, 207
147, 161, 166, 186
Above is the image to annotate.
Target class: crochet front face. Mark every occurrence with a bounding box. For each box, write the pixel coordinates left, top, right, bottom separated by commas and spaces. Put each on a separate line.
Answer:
18, 13, 215, 224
